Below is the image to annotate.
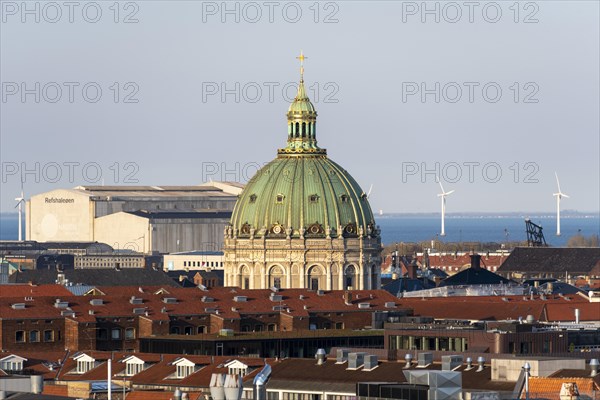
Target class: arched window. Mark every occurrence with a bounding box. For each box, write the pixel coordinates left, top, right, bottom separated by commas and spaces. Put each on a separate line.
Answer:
295, 122, 300, 137
269, 265, 284, 289
345, 265, 356, 290
307, 265, 325, 291
302, 122, 306, 137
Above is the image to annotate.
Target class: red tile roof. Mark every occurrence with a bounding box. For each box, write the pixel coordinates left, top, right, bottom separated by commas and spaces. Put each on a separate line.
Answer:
49, 350, 272, 390
523, 377, 599, 400
0, 286, 403, 322
126, 391, 203, 400
0, 284, 73, 298
393, 294, 599, 322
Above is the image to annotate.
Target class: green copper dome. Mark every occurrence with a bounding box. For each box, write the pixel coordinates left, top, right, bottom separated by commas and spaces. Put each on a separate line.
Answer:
229, 62, 378, 239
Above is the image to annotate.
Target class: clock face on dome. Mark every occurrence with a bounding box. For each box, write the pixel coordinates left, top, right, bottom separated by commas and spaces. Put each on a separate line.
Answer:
272, 225, 283, 234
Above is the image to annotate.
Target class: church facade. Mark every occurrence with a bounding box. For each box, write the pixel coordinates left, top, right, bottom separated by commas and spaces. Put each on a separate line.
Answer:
223, 55, 382, 290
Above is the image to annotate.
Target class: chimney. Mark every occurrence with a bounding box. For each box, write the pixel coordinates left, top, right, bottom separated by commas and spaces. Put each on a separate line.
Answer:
343, 291, 351, 305
407, 263, 418, 279
590, 359, 599, 377
559, 383, 580, 400
575, 308, 580, 324
470, 254, 481, 270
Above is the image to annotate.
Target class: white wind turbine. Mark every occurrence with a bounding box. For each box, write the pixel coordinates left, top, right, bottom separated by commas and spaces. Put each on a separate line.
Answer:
553, 172, 569, 236
14, 180, 25, 241
437, 178, 454, 237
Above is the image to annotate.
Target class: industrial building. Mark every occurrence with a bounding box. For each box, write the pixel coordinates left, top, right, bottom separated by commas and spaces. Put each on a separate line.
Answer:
25, 182, 243, 253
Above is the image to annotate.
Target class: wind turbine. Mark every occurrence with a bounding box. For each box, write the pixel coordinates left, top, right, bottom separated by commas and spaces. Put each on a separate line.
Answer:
437, 178, 454, 237
553, 172, 569, 236
14, 180, 25, 241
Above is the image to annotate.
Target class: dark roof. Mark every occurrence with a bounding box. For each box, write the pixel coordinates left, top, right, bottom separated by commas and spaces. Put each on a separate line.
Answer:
267, 358, 516, 393
382, 277, 435, 295
439, 267, 512, 287
498, 247, 600, 275
539, 281, 584, 295
167, 269, 223, 282
8, 268, 179, 287
425, 268, 449, 278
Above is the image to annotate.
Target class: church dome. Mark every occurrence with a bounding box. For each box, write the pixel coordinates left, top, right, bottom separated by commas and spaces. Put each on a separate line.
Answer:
229, 54, 377, 239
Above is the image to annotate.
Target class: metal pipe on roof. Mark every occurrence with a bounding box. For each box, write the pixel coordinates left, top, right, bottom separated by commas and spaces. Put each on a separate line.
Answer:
107, 358, 112, 400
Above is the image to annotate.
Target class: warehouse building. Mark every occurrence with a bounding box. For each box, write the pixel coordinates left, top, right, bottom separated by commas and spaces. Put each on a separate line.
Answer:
25, 182, 243, 253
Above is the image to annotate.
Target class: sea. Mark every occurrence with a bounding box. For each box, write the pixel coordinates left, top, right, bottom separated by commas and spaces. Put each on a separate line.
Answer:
0, 212, 598, 247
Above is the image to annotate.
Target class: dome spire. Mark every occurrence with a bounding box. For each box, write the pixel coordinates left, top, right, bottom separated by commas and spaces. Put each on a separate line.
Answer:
279, 51, 325, 156
297, 50, 307, 83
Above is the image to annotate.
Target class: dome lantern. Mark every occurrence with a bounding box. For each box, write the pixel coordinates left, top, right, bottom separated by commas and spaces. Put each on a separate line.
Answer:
280, 51, 324, 156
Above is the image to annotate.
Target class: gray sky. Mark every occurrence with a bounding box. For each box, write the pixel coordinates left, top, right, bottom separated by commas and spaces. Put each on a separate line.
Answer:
1, 1, 599, 214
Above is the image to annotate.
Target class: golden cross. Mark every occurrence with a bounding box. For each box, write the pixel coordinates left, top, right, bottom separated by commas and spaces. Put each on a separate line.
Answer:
296, 50, 307, 80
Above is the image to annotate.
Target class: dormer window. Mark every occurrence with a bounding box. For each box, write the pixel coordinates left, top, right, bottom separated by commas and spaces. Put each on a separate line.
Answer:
0, 355, 27, 372
225, 360, 249, 377
123, 356, 145, 376
177, 364, 194, 378
173, 358, 196, 379
340, 194, 349, 203
249, 194, 257, 203
74, 354, 96, 374
276, 194, 285, 204
309, 194, 319, 203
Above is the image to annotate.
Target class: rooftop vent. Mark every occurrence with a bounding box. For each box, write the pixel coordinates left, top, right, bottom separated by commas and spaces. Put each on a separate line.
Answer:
476, 356, 485, 372
384, 301, 396, 308
417, 352, 433, 368
90, 299, 103, 306
269, 294, 283, 302
363, 354, 379, 371
54, 299, 69, 309
11, 303, 26, 310
299, 294, 305, 300
130, 296, 143, 305
205, 307, 218, 313
61, 310, 75, 317
336, 349, 350, 364
442, 355, 463, 371
202, 296, 214, 303
317, 290, 325, 296
24, 296, 33, 302
163, 297, 177, 304
465, 357, 473, 370
233, 296, 247, 302
590, 359, 599, 377
315, 348, 326, 365
358, 303, 371, 309
347, 352, 367, 370
88, 310, 94, 315
272, 305, 284, 312
133, 308, 146, 314
404, 353, 413, 369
